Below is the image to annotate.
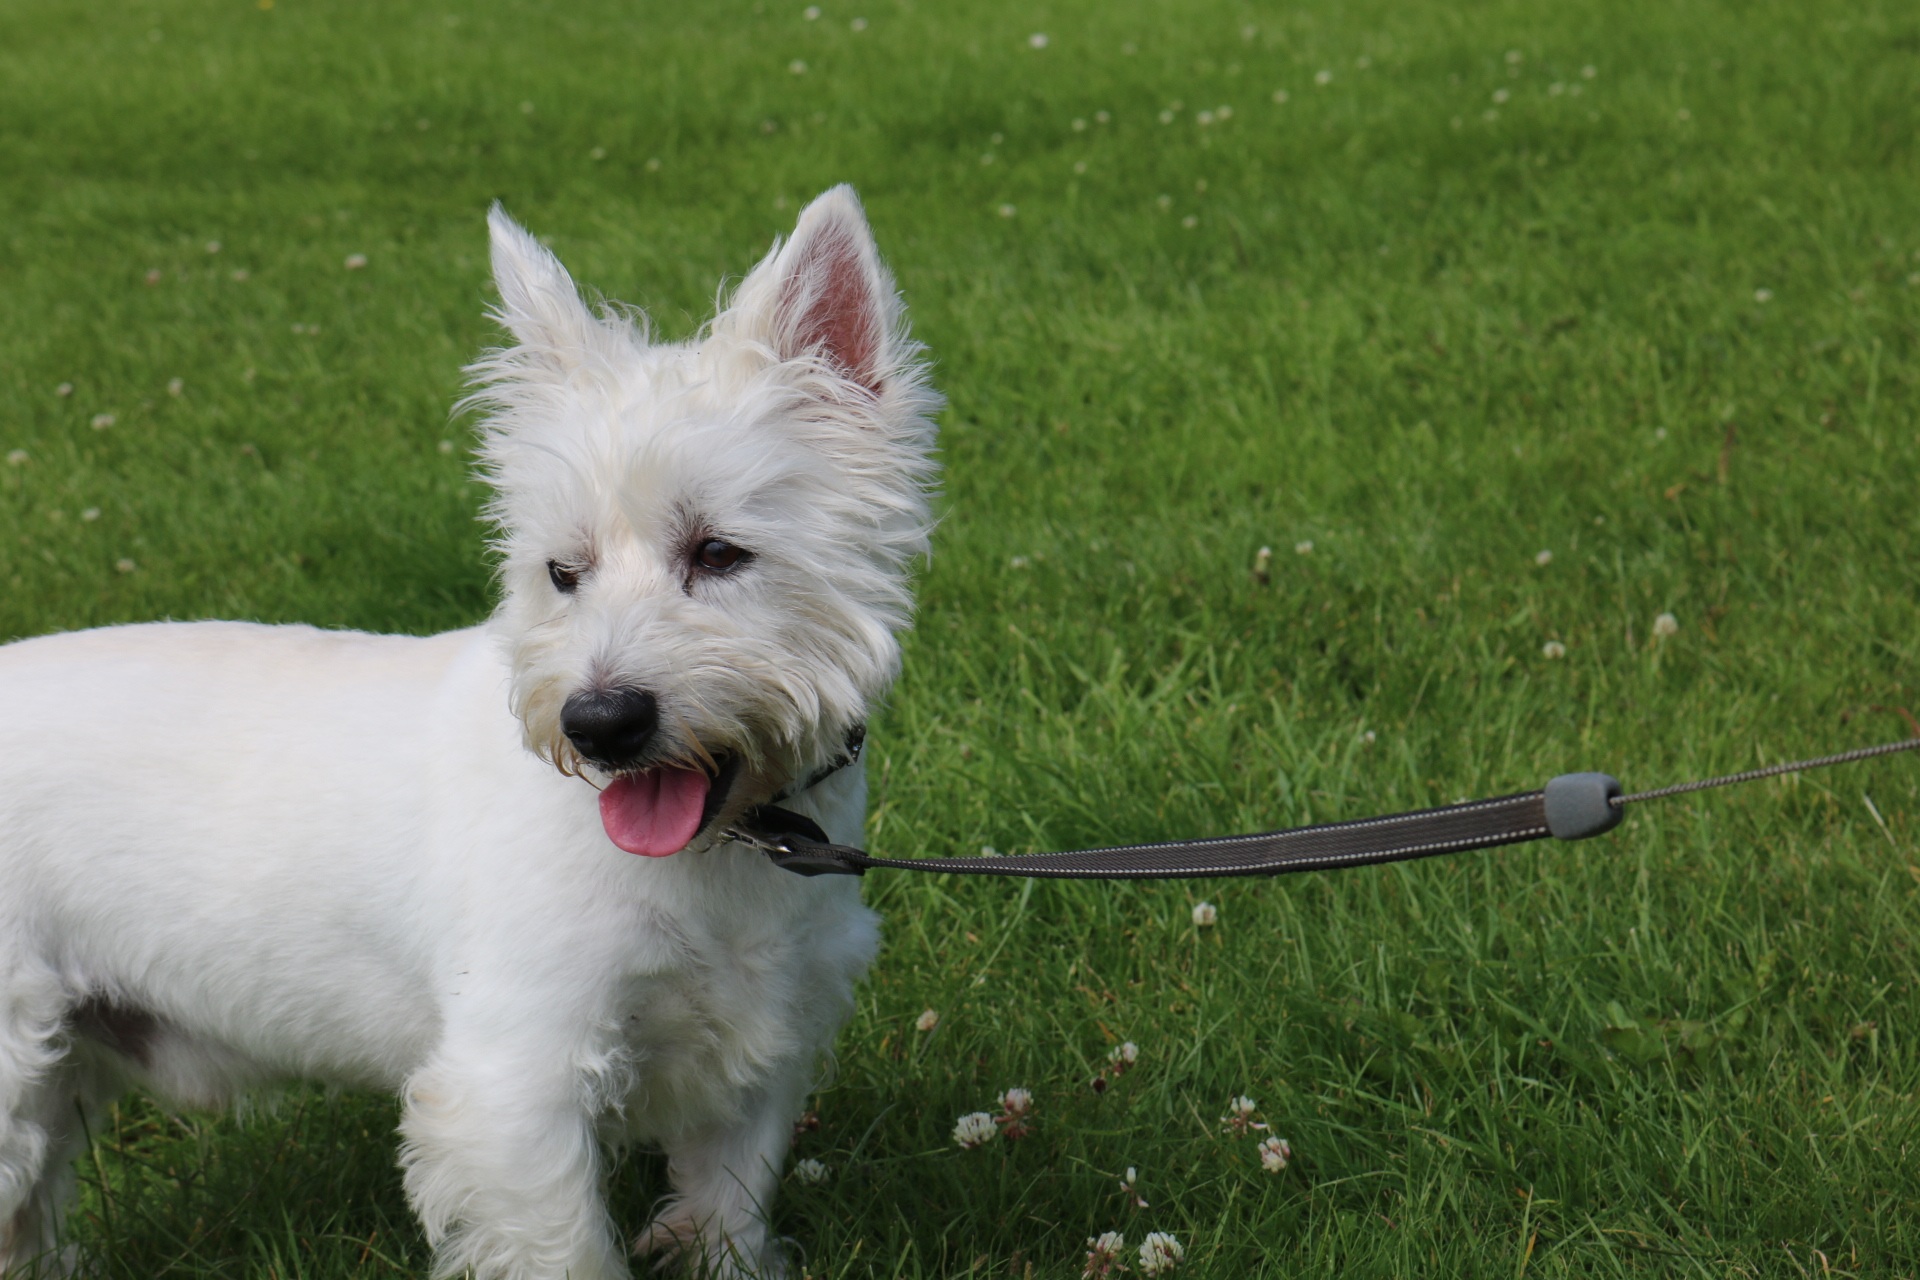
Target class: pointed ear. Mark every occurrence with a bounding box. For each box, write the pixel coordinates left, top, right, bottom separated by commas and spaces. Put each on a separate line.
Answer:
486, 204, 596, 360
720, 185, 899, 394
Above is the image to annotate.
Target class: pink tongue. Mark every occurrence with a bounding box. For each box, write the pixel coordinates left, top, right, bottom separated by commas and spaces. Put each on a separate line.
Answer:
599, 767, 712, 857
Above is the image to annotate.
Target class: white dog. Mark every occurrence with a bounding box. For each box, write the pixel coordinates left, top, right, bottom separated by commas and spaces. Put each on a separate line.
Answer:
0, 186, 939, 1279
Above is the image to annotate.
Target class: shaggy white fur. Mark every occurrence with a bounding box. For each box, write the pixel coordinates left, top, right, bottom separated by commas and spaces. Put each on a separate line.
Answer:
0, 186, 939, 1279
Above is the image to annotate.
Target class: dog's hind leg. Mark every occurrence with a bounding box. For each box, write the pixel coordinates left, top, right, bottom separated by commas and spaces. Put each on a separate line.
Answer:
0, 963, 87, 1277
0, 1051, 122, 1280
399, 1048, 628, 1280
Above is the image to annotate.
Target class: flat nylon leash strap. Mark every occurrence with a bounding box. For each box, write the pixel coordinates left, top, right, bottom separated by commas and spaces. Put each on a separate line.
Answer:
736, 735, 1920, 879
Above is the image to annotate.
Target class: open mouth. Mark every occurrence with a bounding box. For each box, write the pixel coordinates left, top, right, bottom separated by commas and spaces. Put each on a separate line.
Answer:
598, 752, 742, 857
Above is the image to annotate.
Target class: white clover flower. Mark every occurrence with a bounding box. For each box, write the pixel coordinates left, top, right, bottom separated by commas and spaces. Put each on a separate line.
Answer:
1156, 194, 1172, 209
1361, 730, 1376, 745
1754, 288, 1773, 303
1258, 1135, 1292, 1172
1217, 105, 1232, 120
1294, 539, 1313, 555
206, 240, 221, 255
915, 1008, 939, 1032
115, 558, 136, 574
997, 1087, 1035, 1138
1492, 88, 1509, 104
1196, 110, 1213, 125
1535, 549, 1552, 566
1028, 32, 1048, 48
1314, 69, 1332, 85
81, 507, 100, 522
1095, 110, 1110, 123
998, 204, 1017, 218
1158, 109, 1175, 124
1652, 612, 1679, 638
1580, 64, 1597, 78
1072, 117, 1087, 131
167, 377, 184, 396
1111, 1041, 1139, 1066
1083, 1231, 1127, 1278
1191, 901, 1217, 927
802, 5, 819, 17
1221, 1095, 1268, 1135
1549, 82, 1565, 96
953, 1111, 997, 1148
230, 268, 248, 282
6, 449, 27, 466
792, 1157, 829, 1183
789, 59, 808, 74
1505, 49, 1523, 64
437, 439, 455, 455
90, 414, 115, 430
1541, 640, 1567, 660
344, 253, 368, 270
849, 16, 866, 30
56, 382, 73, 397
1181, 216, 1198, 229
1073, 160, 1088, 174
1272, 88, 1289, 103
1138, 1232, 1184, 1275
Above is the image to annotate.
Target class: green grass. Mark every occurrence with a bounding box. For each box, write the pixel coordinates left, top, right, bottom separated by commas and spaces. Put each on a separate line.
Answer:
3, 0, 1919, 1275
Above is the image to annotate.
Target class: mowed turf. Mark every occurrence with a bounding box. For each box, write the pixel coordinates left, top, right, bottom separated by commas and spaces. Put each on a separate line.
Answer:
3, 0, 1918, 1275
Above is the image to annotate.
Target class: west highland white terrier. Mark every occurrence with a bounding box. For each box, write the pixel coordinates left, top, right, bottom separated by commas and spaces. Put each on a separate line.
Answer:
0, 186, 939, 1279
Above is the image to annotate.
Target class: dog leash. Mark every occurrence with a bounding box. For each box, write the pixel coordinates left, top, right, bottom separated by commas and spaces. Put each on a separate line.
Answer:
727, 735, 1920, 879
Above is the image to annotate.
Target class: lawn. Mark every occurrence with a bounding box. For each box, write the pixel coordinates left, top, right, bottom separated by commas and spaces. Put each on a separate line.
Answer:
3, 0, 1919, 1275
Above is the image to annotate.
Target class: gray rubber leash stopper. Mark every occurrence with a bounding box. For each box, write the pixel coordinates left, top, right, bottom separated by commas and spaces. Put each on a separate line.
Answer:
1543, 772, 1625, 841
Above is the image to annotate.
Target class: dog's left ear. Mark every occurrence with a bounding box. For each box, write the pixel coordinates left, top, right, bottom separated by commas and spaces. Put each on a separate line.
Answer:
719, 185, 902, 395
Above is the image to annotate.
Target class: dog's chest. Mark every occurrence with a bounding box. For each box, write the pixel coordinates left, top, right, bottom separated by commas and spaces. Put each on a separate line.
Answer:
604, 871, 874, 1136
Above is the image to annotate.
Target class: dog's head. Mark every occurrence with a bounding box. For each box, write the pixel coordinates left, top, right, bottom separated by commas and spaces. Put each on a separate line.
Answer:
465, 187, 939, 855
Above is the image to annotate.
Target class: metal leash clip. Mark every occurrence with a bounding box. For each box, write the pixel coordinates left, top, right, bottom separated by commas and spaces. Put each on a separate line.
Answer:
723, 806, 867, 877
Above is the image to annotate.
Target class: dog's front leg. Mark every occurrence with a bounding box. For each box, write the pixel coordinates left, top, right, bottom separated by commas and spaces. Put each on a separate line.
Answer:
400, 1047, 628, 1280
634, 1079, 804, 1280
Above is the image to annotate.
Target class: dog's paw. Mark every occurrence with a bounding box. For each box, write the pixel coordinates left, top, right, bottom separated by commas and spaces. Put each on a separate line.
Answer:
631, 1212, 695, 1268
632, 1215, 785, 1279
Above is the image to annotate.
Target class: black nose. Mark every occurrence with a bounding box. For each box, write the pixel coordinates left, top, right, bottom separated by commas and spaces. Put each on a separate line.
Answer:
561, 687, 660, 769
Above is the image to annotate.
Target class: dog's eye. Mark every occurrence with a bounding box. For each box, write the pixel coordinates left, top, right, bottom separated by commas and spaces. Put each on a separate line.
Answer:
694, 539, 750, 573
547, 560, 583, 594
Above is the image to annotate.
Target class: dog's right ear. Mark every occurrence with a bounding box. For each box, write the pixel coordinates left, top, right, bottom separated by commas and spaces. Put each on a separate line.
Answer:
486, 205, 597, 368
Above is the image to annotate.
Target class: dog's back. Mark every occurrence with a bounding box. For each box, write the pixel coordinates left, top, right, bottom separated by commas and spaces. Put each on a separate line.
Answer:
0, 621, 484, 1091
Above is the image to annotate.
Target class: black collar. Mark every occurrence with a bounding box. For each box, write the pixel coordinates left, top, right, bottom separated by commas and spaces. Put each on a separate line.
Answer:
764, 723, 865, 806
